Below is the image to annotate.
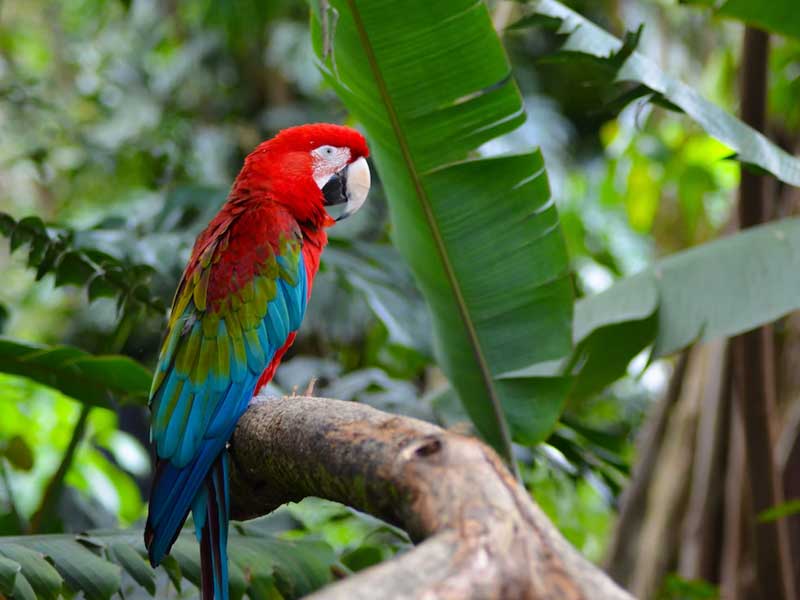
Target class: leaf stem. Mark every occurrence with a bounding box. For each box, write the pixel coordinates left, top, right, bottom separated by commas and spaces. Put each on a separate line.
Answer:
30, 404, 91, 533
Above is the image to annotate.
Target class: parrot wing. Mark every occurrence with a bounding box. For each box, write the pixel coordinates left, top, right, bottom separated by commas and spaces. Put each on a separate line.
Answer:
145, 208, 308, 565
149, 210, 308, 468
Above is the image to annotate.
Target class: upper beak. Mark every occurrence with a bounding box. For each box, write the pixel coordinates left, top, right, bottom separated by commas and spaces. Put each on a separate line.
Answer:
322, 156, 371, 221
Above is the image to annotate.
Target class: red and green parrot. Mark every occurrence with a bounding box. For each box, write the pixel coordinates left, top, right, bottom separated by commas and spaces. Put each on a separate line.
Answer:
144, 124, 370, 599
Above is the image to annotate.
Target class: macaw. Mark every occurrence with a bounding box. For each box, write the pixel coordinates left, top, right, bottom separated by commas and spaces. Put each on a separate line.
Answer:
144, 124, 370, 600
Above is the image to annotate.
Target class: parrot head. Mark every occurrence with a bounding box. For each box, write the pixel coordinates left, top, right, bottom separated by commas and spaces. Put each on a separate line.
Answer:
233, 123, 371, 226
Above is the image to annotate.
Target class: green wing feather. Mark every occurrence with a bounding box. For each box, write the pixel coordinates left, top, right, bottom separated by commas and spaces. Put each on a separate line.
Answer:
149, 225, 307, 468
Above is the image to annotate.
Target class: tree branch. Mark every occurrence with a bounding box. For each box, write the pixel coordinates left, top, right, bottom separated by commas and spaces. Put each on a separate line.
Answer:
229, 395, 632, 600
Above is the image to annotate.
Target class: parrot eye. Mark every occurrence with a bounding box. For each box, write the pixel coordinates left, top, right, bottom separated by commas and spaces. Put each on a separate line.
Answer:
314, 145, 337, 159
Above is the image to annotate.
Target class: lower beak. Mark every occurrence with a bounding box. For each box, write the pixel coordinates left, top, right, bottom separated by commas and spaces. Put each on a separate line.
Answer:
322, 157, 371, 221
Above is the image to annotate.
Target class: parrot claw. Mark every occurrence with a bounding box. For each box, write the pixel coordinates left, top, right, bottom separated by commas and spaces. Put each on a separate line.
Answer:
286, 378, 316, 399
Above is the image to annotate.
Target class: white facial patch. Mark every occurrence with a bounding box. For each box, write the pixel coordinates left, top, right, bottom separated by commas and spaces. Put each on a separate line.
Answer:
312, 145, 351, 189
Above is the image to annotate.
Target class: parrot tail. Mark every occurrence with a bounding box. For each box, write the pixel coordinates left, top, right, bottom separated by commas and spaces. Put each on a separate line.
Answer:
144, 438, 224, 567
194, 451, 230, 600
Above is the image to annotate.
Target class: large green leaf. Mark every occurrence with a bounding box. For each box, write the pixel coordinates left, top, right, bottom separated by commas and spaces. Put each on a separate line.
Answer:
571, 217, 800, 396
310, 0, 573, 457
0, 337, 152, 408
680, 0, 800, 41
0, 514, 337, 599
514, 0, 800, 187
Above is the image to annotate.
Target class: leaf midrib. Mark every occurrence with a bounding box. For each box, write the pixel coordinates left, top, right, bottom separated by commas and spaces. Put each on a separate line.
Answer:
344, 0, 515, 464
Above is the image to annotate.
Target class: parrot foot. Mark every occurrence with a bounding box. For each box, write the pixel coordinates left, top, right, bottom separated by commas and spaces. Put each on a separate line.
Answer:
248, 392, 280, 406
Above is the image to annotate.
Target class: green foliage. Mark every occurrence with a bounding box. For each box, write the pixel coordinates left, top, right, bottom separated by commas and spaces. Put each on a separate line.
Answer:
521, 456, 614, 561
769, 39, 800, 134
514, 0, 800, 187
595, 121, 738, 245
284, 498, 410, 564
0, 512, 340, 599
758, 499, 800, 522
0, 543, 60, 600
0, 499, 409, 598
0, 554, 22, 596
680, 0, 800, 41
0, 338, 151, 409
571, 217, 800, 396
322, 241, 433, 358
660, 573, 719, 599
310, 0, 574, 460
0, 375, 151, 532
0, 213, 165, 315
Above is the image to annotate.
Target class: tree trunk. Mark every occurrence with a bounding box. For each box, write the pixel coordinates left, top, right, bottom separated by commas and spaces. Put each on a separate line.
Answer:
604, 352, 688, 586
678, 341, 730, 583
228, 395, 633, 600
731, 26, 795, 600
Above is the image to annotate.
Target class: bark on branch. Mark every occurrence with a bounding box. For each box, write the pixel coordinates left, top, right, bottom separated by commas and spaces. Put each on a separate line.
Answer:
229, 395, 632, 600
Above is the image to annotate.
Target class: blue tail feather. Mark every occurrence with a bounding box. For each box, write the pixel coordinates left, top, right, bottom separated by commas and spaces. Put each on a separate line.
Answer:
146, 374, 257, 568
196, 452, 230, 600
145, 378, 256, 597
145, 436, 224, 566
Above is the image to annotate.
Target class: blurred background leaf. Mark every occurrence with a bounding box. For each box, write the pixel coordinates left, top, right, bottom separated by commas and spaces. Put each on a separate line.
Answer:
0, 338, 151, 408
514, 0, 800, 186
679, 0, 800, 41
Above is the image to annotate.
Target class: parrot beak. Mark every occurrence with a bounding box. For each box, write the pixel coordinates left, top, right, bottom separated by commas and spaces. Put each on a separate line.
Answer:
322, 157, 371, 221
